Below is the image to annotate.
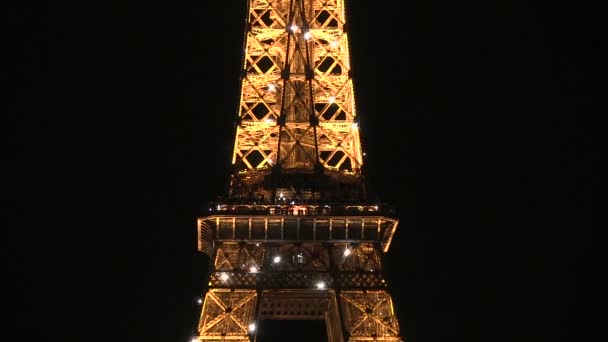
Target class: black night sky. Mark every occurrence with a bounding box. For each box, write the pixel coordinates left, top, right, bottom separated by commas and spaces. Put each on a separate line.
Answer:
13, 1, 601, 342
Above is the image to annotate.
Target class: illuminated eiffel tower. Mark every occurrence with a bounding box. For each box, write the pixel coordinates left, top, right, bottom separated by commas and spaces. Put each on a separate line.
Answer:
194, 1, 402, 341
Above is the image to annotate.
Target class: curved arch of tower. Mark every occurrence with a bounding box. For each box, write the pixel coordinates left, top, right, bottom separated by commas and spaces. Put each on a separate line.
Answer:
196, 1, 403, 341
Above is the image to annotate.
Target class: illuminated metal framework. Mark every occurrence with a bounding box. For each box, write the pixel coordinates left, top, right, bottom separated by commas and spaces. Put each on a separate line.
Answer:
195, 0, 402, 341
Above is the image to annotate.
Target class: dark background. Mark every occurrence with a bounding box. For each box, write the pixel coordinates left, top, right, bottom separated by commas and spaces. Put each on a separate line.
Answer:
13, 0, 601, 341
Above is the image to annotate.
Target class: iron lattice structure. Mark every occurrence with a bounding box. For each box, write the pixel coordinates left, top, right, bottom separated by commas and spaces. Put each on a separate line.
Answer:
195, 1, 403, 341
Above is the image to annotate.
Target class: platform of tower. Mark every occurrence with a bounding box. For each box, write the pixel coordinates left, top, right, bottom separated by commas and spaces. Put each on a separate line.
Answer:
194, 1, 403, 341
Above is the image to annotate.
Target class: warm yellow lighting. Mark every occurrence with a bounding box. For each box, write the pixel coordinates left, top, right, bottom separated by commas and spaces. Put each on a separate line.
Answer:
328, 96, 336, 103
267, 83, 276, 91
330, 40, 339, 49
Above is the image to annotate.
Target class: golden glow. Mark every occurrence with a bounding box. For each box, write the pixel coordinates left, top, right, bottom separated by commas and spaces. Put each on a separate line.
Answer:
196, 1, 402, 340
232, 0, 363, 175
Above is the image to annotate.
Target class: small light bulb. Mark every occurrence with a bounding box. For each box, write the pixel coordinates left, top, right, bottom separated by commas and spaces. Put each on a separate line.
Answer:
343, 248, 351, 256
191, 338, 199, 342
328, 96, 336, 103
352, 122, 358, 130
330, 40, 339, 49
249, 266, 258, 273
316, 281, 326, 289
196, 298, 202, 304
220, 273, 229, 281
249, 323, 256, 332
304, 31, 312, 40
290, 25, 298, 32
268, 83, 276, 91
273, 256, 281, 263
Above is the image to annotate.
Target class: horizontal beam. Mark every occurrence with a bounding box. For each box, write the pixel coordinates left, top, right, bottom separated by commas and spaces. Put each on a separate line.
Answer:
198, 215, 398, 254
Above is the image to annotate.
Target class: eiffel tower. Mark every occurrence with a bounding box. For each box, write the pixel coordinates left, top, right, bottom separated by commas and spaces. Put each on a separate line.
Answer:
194, 1, 402, 341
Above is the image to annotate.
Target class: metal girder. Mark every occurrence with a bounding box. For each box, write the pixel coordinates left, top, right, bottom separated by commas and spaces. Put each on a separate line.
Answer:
198, 214, 398, 254
195, 1, 404, 341
233, 0, 362, 182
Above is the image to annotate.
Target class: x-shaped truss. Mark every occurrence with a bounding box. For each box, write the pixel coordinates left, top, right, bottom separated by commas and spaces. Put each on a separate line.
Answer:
341, 291, 401, 340
215, 243, 265, 271
233, 0, 363, 176
197, 289, 257, 341
335, 243, 381, 272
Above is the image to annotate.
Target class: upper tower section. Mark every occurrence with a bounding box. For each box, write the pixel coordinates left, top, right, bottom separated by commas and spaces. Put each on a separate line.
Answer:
229, 0, 363, 203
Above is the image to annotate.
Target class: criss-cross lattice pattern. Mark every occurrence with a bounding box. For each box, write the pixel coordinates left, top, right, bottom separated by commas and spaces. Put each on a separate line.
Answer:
337, 272, 386, 289
267, 242, 330, 271
209, 271, 334, 289
341, 290, 401, 341
197, 289, 257, 341
214, 242, 265, 272
234, 0, 362, 176
334, 243, 382, 272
